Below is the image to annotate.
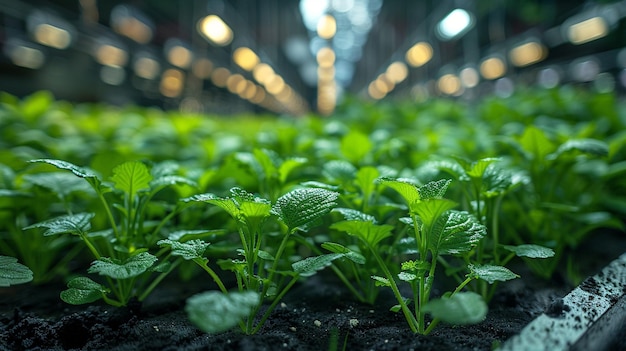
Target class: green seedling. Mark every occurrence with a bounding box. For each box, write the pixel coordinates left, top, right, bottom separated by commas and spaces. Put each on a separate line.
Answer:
161, 186, 340, 334
332, 178, 519, 334
22, 158, 198, 306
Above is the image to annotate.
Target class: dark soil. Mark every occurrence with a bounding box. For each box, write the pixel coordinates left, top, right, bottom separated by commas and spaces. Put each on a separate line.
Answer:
1, 230, 624, 351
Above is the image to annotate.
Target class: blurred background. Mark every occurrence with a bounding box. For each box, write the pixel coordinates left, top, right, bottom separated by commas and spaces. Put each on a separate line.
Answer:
1, 0, 625, 115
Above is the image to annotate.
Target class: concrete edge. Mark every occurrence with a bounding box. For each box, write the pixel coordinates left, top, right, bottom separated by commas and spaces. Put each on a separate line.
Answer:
498, 252, 626, 351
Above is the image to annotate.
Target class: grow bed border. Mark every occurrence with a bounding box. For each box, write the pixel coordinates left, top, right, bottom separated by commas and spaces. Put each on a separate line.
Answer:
499, 252, 626, 351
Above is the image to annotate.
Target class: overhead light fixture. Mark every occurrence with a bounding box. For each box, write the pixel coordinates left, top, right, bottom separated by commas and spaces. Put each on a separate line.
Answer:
437, 73, 462, 95
197, 15, 233, 46
436, 9, 474, 41
317, 14, 337, 39
509, 40, 547, 67
233, 47, 260, 71
386, 61, 408, 84
480, 56, 506, 80
405, 42, 433, 67
566, 16, 608, 45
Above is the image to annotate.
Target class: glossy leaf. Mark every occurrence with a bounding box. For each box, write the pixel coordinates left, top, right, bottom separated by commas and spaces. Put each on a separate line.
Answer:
0, 256, 33, 286
60, 276, 107, 305
292, 253, 343, 277
28, 158, 99, 179
158, 239, 209, 260
186, 291, 260, 333
377, 177, 421, 205
23, 172, 94, 198
23, 212, 94, 236
88, 252, 157, 279
321, 242, 366, 264
468, 264, 519, 284
502, 244, 555, 259
430, 210, 486, 255
418, 179, 452, 200
272, 188, 339, 230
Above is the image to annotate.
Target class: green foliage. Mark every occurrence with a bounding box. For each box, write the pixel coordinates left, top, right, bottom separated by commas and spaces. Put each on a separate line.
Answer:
0, 256, 33, 286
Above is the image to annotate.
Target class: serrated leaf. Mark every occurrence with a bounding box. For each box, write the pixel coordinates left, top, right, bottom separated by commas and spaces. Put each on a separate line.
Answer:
332, 208, 377, 223
398, 271, 418, 282
423, 292, 487, 325
158, 239, 209, 260
60, 276, 106, 305
166, 229, 227, 241
292, 253, 343, 277
378, 177, 421, 205
371, 275, 390, 287
502, 244, 555, 258
111, 161, 152, 197
186, 291, 260, 333
150, 175, 197, 190
321, 242, 366, 264
257, 250, 275, 261
23, 172, 94, 199
430, 210, 486, 255
23, 212, 94, 236
0, 256, 33, 286
272, 188, 339, 230
418, 179, 452, 200
465, 157, 501, 179
239, 200, 272, 220
28, 159, 99, 179
88, 252, 157, 279
331, 220, 394, 247
411, 198, 458, 227
468, 264, 519, 284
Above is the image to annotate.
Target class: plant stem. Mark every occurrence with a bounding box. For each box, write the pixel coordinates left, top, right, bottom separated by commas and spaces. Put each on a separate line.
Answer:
251, 274, 299, 334
194, 258, 228, 294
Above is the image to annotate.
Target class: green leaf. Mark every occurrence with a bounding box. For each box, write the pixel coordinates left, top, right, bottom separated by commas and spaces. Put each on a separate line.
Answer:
23, 212, 94, 236
88, 252, 158, 279
321, 242, 366, 264
371, 275, 391, 287
423, 292, 487, 325
502, 244, 555, 259
186, 291, 260, 333
28, 159, 99, 179
552, 138, 609, 158
323, 160, 357, 184
330, 220, 394, 247
418, 179, 452, 200
278, 157, 307, 184
332, 208, 377, 223
340, 130, 372, 164
292, 253, 343, 277
411, 198, 458, 228
158, 239, 209, 260
239, 200, 272, 220
272, 188, 339, 230
0, 256, 33, 286
398, 271, 418, 282
60, 276, 107, 305
354, 166, 379, 197
23, 172, 94, 199
111, 161, 153, 197
430, 211, 486, 255
518, 126, 555, 160
377, 177, 421, 205
468, 264, 519, 284
166, 229, 227, 241
150, 175, 197, 190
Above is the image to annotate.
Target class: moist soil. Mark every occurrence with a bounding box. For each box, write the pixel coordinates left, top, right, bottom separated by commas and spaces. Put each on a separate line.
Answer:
1, 230, 624, 351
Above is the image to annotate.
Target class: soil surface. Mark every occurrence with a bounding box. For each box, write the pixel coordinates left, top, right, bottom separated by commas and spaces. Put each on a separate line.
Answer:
1, 231, 624, 351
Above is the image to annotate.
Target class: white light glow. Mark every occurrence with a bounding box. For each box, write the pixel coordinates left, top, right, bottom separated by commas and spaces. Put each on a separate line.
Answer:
437, 9, 473, 40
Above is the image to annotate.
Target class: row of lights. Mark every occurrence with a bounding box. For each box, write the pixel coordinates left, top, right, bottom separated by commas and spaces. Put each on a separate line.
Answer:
197, 14, 308, 115
366, 3, 619, 100
6, 6, 306, 115
316, 15, 338, 115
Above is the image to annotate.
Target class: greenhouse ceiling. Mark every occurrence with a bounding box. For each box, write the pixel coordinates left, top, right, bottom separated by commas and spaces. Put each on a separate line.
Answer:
1, 0, 625, 115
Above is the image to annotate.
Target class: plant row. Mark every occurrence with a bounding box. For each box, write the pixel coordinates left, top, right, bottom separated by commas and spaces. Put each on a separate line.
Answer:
0, 88, 624, 335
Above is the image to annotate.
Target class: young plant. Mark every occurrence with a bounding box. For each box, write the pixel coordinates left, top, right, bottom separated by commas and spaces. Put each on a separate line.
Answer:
22, 158, 198, 306
161, 186, 341, 334
430, 156, 555, 299
0, 255, 33, 287
498, 126, 621, 279
332, 178, 518, 334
